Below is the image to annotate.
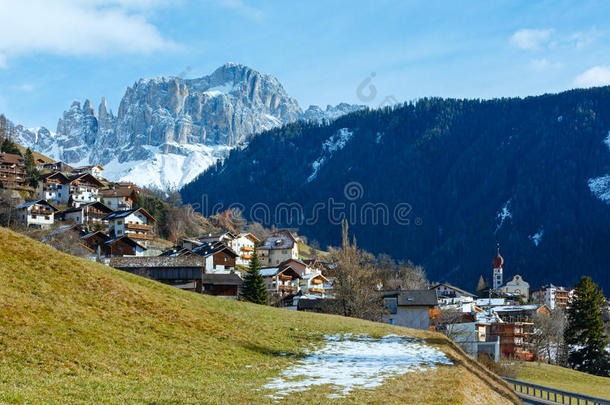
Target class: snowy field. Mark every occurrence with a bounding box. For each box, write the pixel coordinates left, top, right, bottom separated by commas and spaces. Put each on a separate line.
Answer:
262, 334, 453, 400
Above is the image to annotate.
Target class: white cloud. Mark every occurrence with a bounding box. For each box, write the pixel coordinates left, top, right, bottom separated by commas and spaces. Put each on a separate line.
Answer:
510, 28, 554, 50
530, 58, 562, 71
574, 66, 610, 88
0, 0, 177, 62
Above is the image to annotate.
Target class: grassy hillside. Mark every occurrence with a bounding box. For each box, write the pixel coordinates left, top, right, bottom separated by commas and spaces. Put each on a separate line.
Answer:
515, 362, 610, 399
15, 143, 54, 163
0, 227, 519, 404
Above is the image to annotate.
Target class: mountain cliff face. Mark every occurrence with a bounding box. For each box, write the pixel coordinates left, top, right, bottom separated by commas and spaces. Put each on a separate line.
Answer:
181, 88, 610, 291
14, 63, 363, 189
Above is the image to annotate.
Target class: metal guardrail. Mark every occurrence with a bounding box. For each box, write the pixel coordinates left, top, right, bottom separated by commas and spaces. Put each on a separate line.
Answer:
503, 377, 610, 405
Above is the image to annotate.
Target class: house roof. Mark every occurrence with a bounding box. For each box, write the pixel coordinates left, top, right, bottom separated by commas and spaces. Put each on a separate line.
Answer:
109, 256, 203, 268
58, 201, 113, 215
159, 247, 194, 257
192, 241, 238, 258
259, 230, 297, 250
103, 207, 155, 223
39, 171, 70, 184
0, 153, 24, 165
238, 232, 260, 242
66, 173, 105, 188
259, 267, 280, 277
74, 165, 103, 171
15, 199, 58, 211
490, 305, 543, 313
81, 231, 110, 241
100, 187, 137, 198
301, 272, 329, 282
203, 273, 243, 286
104, 235, 146, 249
382, 290, 438, 307
430, 283, 476, 297
198, 232, 237, 243
259, 266, 301, 279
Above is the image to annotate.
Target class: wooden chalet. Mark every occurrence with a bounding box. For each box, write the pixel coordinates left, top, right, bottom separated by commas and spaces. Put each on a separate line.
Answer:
100, 185, 138, 210
202, 273, 243, 298
191, 241, 238, 273
37, 172, 70, 204
0, 153, 29, 190
65, 173, 104, 207
109, 256, 205, 292
56, 201, 113, 228
104, 208, 156, 245
260, 265, 302, 296
14, 199, 58, 229
80, 231, 146, 257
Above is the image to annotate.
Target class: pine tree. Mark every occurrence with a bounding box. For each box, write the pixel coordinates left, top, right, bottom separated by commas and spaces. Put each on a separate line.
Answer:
564, 276, 610, 376
240, 247, 267, 304
24, 148, 39, 188
1, 138, 21, 155
476, 275, 490, 297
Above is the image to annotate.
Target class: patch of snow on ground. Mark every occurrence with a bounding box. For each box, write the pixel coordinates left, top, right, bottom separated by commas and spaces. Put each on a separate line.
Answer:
495, 200, 512, 233
263, 334, 452, 400
529, 227, 544, 246
588, 131, 610, 203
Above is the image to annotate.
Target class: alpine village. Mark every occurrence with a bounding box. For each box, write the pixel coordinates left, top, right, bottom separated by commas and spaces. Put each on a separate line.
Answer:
1, 125, 609, 402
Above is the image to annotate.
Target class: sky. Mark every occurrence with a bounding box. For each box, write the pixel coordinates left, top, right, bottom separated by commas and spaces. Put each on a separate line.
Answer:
1, 0, 610, 129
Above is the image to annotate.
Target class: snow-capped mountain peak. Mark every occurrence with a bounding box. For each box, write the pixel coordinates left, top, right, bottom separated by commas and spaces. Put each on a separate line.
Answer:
12, 64, 365, 190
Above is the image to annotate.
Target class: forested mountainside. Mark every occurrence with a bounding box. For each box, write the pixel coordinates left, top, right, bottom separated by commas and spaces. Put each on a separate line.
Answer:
182, 87, 610, 291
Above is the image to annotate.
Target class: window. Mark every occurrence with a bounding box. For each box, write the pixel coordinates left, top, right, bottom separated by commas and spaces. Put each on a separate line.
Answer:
282, 250, 287, 254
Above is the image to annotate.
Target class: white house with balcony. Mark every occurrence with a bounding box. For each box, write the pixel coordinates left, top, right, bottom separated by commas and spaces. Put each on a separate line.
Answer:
104, 208, 156, 246
229, 232, 260, 266
14, 199, 58, 229
36, 172, 70, 205
260, 266, 301, 296
66, 173, 104, 207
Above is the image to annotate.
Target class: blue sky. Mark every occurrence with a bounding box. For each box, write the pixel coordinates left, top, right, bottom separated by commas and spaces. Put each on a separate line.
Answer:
1, 0, 610, 129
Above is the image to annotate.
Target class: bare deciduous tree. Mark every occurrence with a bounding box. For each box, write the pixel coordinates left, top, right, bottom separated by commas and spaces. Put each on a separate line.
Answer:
531, 308, 567, 364
378, 254, 429, 290
328, 220, 384, 321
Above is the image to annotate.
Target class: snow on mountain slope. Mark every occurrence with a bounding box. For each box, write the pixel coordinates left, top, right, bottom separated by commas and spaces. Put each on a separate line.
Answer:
11, 63, 366, 190
588, 131, 610, 203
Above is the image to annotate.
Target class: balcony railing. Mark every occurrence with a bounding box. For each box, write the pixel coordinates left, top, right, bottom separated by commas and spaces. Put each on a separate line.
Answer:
125, 222, 153, 231
30, 209, 54, 215
309, 287, 325, 293
241, 246, 253, 252
279, 285, 297, 292
125, 232, 154, 240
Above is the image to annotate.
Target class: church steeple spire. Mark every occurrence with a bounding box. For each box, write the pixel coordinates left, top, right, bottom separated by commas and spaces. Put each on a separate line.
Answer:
493, 243, 504, 290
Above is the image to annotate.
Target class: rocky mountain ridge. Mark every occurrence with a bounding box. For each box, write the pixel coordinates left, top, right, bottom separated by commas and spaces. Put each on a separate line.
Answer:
12, 63, 364, 189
